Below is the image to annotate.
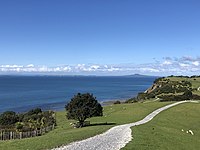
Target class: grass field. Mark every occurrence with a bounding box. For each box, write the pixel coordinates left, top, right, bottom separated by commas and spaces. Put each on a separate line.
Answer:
0, 102, 171, 150
122, 102, 200, 150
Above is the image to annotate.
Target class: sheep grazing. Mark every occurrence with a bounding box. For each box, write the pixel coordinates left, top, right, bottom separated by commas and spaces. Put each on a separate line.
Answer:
181, 129, 184, 132
188, 130, 194, 135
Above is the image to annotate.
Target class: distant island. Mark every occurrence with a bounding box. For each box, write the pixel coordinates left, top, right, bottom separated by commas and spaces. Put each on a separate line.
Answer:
123, 74, 159, 77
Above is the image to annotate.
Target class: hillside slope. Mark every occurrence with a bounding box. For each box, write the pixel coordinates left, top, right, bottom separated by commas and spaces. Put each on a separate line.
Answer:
134, 76, 200, 102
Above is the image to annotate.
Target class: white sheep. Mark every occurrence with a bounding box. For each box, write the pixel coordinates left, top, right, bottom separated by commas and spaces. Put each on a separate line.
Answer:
189, 130, 194, 135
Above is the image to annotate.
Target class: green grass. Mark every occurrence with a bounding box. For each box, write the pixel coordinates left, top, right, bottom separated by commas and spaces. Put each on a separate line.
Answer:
0, 102, 171, 150
188, 77, 200, 89
122, 102, 200, 150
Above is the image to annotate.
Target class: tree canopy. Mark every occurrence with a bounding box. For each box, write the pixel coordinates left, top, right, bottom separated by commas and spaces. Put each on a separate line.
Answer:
0, 111, 18, 126
65, 93, 103, 127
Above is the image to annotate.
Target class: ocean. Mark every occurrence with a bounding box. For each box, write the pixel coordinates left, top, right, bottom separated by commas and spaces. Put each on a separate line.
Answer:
0, 76, 157, 113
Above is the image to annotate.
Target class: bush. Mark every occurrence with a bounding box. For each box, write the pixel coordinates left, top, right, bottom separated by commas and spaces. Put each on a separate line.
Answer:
27, 108, 42, 116
182, 90, 193, 100
153, 77, 165, 83
159, 90, 194, 101
113, 101, 121, 104
0, 111, 19, 126
125, 97, 138, 103
0, 109, 56, 131
137, 93, 148, 100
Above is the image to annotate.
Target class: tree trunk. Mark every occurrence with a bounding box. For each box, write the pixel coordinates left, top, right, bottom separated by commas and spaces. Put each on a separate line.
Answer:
78, 120, 84, 128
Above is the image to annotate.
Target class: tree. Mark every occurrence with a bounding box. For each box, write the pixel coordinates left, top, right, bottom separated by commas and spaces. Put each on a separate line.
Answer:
65, 93, 103, 127
0, 111, 19, 126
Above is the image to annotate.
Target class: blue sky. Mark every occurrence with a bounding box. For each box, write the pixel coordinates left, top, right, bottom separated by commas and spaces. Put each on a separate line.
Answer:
0, 0, 200, 75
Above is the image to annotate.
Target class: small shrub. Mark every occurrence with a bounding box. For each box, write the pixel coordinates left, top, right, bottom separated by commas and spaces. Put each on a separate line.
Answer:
113, 101, 121, 104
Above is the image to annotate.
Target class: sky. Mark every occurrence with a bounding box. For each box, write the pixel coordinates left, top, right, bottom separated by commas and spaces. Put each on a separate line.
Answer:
0, 0, 200, 76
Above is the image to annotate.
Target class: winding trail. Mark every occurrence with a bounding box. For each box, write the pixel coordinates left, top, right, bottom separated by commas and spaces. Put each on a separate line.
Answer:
52, 101, 196, 150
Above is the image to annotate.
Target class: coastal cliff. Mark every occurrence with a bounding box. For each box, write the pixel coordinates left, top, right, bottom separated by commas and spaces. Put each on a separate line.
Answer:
132, 76, 200, 102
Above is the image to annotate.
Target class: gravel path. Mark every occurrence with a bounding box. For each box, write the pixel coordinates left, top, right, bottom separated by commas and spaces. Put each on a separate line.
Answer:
52, 101, 193, 150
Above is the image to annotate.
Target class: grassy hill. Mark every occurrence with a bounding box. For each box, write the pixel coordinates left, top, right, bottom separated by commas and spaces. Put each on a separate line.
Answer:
1, 101, 199, 150
0, 102, 171, 150
123, 102, 200, 150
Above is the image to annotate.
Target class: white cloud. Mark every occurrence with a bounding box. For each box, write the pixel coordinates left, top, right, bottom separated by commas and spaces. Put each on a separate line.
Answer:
162, 60, 172, 65
63, 66, 72, 71
90, 65, 100, 70
104, 65, 108, 68
1, 56, 200, 75
27, 64, 34, 67
140, 68, 160, 73
179, 63, 190, 67
1, 65, 23, 68
107, 67, 120, 72
192, 61, 199, 66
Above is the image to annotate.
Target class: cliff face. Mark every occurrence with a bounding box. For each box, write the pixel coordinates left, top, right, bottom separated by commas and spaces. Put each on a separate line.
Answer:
145, 83, 161, 94
144, 78, 171, 94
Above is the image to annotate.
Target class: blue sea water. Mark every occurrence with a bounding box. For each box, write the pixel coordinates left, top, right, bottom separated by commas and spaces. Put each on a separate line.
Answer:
0, 76, 157, 113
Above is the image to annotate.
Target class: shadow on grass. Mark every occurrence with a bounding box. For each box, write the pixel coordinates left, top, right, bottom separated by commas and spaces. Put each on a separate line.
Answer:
86, 122, 116, 127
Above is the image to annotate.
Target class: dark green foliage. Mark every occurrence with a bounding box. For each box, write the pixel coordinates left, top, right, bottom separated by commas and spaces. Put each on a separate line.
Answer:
27, 108, 42, 116
175, 75, 190, 78
0, 111, 19, 126
65, 93, 103, 127
157, 84, 174, 94
137, 92, 156, 100
0, 109, 56, 131
137, 93, 148, 100
182, 90, 193, 99
113, 100, 121, 104
23, 108, 43, 122
125, 97, 138, 103
191, 75, 200, 78
146, 92, 156, 99
153, 77, 165, 83
159, 90, 198, 101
